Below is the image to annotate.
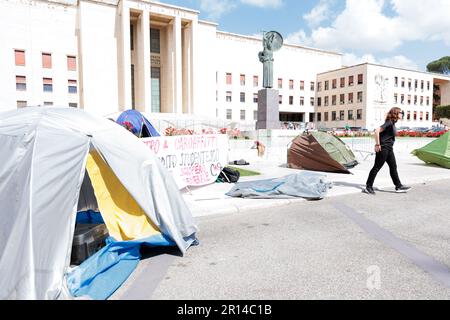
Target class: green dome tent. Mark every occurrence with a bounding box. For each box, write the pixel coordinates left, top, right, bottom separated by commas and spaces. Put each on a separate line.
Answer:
287, 131, 358, 174
412, 131, 450, 169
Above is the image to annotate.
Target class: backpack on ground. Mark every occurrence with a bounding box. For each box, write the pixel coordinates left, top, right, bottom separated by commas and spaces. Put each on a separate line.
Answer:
217, 167, 240, 183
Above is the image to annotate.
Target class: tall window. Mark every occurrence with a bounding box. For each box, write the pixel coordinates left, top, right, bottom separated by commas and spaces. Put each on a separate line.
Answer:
289, 79, 294, 90
324, 112, 329, 121
420, 96, 424, 105
253, 93, 258, 103
340, 77, 345, 88
426, 112, 429, 121
414, 79, 418, 90
150, 28, 161, 53
310, 81, 315, 91
67, 55, 77, 71
226, 91, 232, 102
340, 94, 345, 105
324, 80, 329, 90
407, 111, 411, 120
300, 96, 304, 106
357, 91, 363, 103
317, 112, 321, 121
16, 76, 26, 91
310, 97, 315, 106
317, 82, 322, 91
348, 110, 354, 120
240, 74, 246, 86
299, 80, 304, 90
317, 97, 321, 107
240, 110, 246, 120
407, 95, 411, 105
408, 79, 412, 90
68, 80, 77, 94
426, 97, 430, 105
339, 110, 345, 121
394, 76, 398, 87
278, 78, 283, 89
357, 74, 363, 85
419, 111, 423, 121
427, 81, 430, 91
394, 93, 398, 104
278, 95, 282, 104
421, 80, 424, 91
226, 109, 232, 120
401, 78, 405, 88
289, 96, 293, 105
348, 76, 354, 86
254, 110, 258, 121
226, 73, 232, 85
357, 109, 362, 120
348, 92, 353, 103
414, 95, 417, 105
332, 111, 336, 121
401, 94, 404, 104
43, 78, 53, 92
15, 49, 25, 66
332, 79, 337, 89
253, 75, 258, 87
42, 53, 52, 68
324, 96, 329, 106
332, 95, 336, 106
240, 92, 245, 103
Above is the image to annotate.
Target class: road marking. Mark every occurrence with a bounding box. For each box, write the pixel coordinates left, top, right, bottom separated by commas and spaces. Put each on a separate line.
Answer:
332, 201, 450, 289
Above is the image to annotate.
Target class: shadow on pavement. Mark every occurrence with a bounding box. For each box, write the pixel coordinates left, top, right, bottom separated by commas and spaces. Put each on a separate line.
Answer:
140, 246, 183, 260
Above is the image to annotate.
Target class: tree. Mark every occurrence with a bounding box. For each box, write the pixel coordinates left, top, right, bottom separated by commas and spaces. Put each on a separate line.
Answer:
435, 105, 450, 119
427, 56, 450, 74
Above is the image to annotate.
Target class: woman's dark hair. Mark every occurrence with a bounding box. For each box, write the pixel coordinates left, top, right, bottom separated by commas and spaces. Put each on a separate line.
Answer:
385, 107, 402, 123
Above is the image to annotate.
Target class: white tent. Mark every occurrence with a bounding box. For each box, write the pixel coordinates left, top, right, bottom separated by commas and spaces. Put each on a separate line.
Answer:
0, 107, 198, 299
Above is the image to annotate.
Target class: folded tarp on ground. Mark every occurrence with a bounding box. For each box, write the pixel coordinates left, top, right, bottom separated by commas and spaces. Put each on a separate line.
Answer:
226, 171, 332, 200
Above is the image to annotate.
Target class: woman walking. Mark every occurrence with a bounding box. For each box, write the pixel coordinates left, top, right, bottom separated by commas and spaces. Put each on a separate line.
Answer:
363, 107, 411, 195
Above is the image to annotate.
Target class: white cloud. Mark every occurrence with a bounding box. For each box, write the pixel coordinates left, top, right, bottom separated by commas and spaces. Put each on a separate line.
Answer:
240, 0, 283, 8
342, 53, 419, 70
303, 0, 333, 28
199, 0, 237, 20
287, 0, 450, 53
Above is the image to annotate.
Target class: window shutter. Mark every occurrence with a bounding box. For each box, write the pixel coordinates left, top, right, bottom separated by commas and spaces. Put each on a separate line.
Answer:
15, 50, 25, 66
67, 56, 76, 71
42, 53, 52, 68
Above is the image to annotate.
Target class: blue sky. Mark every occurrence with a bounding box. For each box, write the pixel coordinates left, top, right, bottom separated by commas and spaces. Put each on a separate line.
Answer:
160, 0, 450, 72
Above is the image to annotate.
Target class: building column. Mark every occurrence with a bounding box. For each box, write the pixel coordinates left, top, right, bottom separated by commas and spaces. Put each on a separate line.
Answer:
137, 9, 151, 112
120, 1, 132, 110
172, 15, 182, 114
189, 19, 198, 114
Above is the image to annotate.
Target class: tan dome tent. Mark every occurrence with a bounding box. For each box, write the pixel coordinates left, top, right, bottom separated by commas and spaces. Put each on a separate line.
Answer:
287, 132, 358, 174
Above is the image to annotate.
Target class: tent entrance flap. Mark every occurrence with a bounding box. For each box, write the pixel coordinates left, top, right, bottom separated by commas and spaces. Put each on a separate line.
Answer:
85, 150, 161, 241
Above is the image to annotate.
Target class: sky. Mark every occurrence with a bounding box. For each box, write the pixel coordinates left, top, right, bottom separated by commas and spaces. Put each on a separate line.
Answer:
159, 0, 450, 72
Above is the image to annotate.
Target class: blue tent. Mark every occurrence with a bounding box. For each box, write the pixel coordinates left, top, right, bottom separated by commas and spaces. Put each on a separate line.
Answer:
116, 110, 160, 137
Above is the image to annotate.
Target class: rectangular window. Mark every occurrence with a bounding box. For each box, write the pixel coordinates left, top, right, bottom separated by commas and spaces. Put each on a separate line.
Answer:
357, 91, 363, 103
324, 96, 329, 106
309, 113, 315, 122
332, 111, 337, 121
421, 80, 424, 90
401, 94, 405, 104
240, 92, 245, 103
226, 91, 232, 102
348, 76, 354, 86
394, 93, 398, 104
68, 80, 77, 94
414, 79, 418, 90
300, 96, 304, 106
394, 77, 398, 87
426, 112, 429, 121
67, 55, 77, 71
317, 112, 322, 122
357, 109, 362, 120
401, 78, 405, 88
254, 110, 258, 120
348, 92, 353, 104
339, 110, 345, 121
150, 28, 161, 53
317, 82, 322, 91
357, 74, 363, 85
426, 97, 430, 106
253, 93, 258, 103
278, 78, 283, 89
427, 81, 430, 91
15, 49, 25, 66
324, 112, 329, 121
253, 75, 258, 87
332, 79, 337, 89
310, 97, 315, 106
17, 100, 27, 108
240, 74, 246, 86
317, 97, 321, 107
419, 111, 423, 121
43, 101, 53, 106
69, 103, 78, 108
340, 94, 345, 105
324, 80, 329, 90
240, 110, 246, 121
413, 111, 417, 120
289, 79, 294, 90
310, 81, 315, 91
279, 95, 282, 104
16, 76, 26, 91
332, 95, 336, 106
299, 80, 304, 90
42, 53, 52, 68
340, 77, 345, 88
226, 109, 232, 120
407, 111, 411, 121
289, 96, 293, 105
407, 95, 411, 105
130, 24, 134, 51
414, 95, 417, 105
408, 79, 412, 90
348, 110, 354, 120
420, 96, 424, 105
226, 73, 232, 85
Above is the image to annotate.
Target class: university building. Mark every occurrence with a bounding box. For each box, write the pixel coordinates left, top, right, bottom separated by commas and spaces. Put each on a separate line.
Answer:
1, 0, 449, 130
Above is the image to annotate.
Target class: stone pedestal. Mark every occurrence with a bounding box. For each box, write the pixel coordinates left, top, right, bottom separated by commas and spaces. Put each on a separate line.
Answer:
256, 88, 279, 130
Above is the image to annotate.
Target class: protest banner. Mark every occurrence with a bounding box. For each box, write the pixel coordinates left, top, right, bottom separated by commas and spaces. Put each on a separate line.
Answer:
141, 134, 229, 189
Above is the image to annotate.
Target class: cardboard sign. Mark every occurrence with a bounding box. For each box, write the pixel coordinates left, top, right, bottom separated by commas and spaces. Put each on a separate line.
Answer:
141, 134, 229, 189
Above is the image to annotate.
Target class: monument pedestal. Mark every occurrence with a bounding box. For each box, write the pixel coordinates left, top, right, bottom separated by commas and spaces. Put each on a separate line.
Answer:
256, 88, 279, 130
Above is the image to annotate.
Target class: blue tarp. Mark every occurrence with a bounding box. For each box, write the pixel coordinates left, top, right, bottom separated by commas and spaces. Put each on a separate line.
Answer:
226, 172, 332, 200
116, 110, 160, 137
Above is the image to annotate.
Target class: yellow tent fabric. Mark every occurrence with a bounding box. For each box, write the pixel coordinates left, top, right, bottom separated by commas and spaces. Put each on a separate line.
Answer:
86, 151, 161, 241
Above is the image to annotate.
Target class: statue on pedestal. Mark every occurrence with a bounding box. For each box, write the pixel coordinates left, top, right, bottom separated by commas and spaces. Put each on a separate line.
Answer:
258, 31, 283, 89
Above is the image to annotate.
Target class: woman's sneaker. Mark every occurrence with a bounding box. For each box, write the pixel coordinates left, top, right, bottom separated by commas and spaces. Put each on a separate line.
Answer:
395, 185, 411, 193
362, 186, 375, 195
